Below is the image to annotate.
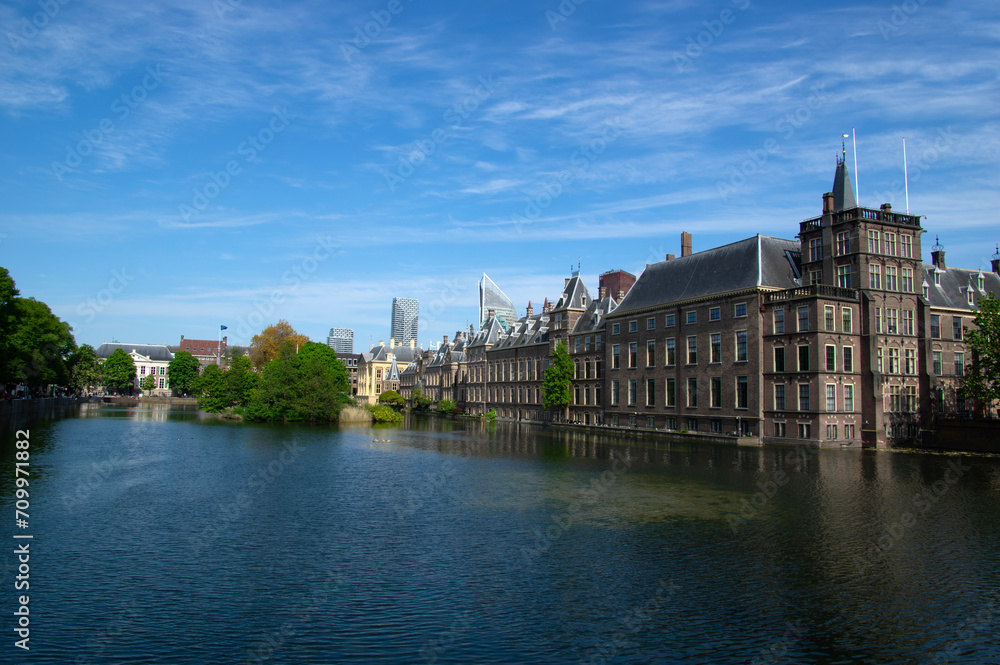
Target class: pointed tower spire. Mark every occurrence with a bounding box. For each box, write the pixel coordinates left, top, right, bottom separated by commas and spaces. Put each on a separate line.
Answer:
832, 152, 857, 212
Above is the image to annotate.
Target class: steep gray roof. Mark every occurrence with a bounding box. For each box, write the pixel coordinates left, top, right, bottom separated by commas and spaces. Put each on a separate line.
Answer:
833, 158, 857, 212
571, 294, 618, 335
609, 235, 801, 317
366, 343, 422, 363
385, 356, 400, 382
494, 313, 550, 349
553, 274, 591, 311
923, 264, 1000, 311
95, 343, 174, 362
467, 315, 505, 349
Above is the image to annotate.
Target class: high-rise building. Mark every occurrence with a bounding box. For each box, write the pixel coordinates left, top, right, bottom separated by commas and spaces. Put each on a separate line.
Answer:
478, 273, 518, 331
391, 297, 419, 346
327, 328, 354, 355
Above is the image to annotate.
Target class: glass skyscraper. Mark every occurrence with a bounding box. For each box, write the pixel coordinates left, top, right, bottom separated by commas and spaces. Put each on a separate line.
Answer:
390, 297, 419, 346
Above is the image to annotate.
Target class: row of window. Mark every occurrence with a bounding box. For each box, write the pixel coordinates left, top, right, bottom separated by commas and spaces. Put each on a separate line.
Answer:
874, 347, 919, 375
487, 358, 549, 382
869, 265, 915, 292
139, 365, 167, 376
931, 351, 964, 376
929, 315, 964, 341
774, 305, 853, 334
874, 307, 916, 336
611, 304, 749, 335
773, 383, 855, 413
611, 332, 749, 368
773, 422, 856, 440
813, 230, 915, 259
609, 376, 750, 409
572, 334, 603, 353
773, 344, 854, 373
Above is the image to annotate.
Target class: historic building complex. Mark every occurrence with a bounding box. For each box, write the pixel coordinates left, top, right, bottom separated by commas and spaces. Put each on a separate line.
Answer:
352, 160, 999, 447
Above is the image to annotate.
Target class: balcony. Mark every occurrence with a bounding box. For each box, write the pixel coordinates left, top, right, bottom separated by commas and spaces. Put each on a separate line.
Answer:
800, 207, 923, 233
764, 284, 858, 303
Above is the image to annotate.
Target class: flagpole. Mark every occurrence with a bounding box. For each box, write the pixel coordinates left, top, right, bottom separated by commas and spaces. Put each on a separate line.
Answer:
852, 127, 859, 205
218, 326, 222, 367
902, 137, 909, 214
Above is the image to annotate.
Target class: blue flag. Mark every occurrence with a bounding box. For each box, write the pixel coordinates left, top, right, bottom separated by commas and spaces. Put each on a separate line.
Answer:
221, 325, 228, 330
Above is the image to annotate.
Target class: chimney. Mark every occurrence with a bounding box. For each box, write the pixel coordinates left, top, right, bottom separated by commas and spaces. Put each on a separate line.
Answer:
880, 203, 892, 212
410, 339, 415, 349
598, 286, 606, 299
526, 300, 534, 316
931, 236, 946, 270
665, 253, 676, 261
443, 335, 449, 345
389, 337, 395, 347
487, 308, 495, 319
617, 289, 624, 300
180, 335, 184, 340
379, 340, 384, 347
681, 232, 693, 257
823, 192, 835, 214
992, 245, 1000, 275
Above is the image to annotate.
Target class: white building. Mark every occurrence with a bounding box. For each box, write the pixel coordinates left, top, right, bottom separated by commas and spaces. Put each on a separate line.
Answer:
95, 343, 174, 395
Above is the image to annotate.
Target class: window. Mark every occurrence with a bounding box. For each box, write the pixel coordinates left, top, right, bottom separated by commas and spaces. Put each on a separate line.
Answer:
889, 348, 900, 374
629, 320, 638, 332
799, 384, 810, 411
596, 334, 602, 351
837, 265, 852, 289
774, 347, 785, 372
885, 233, 897, 256
826, 424, 838, 440
868, 230, 880, 254
837, 231, 851, 255
735, 303, 747, 318
687, 336, 697, 364
609, 380, 620, 406
666, 314, 675, 327
954, 352, 965, 376
160, 367, 165, 375
666, 378, 676, 407
810, 270, 822, 286
612, 323, 620, 335
870, 264, 881, 289
930, 315, 941, 339
595, 385, 602, 405
687, 311, 697, 324
901, 234, 913, 258
904, 385, 917, 412
798, 423, 811, 439
711, 377, 722, 408
574, 361, 579, 379
612, 344, 620, 369
826, 345, 836, 372
710, 307, 721, 321
159, 378, 165, 389
710, 333, 722, 363
905, 348, 916, 375
845, 424, 855, 439
825, 306, 835, 331
711, 419, 722, 433
774, 422, 787, 437
843, 346, 853, 373
585, 386, 591, 405
934, 270, 941, 286
953, 317, 963, 340
687, 418, 698, 431
646, 318, 655, 330
809, 238, 823, 262
140, 366, 146, 375
775, 384, 786, 410
666, 338, 676, 366
736, 376, 748, 409
842, 308, 852, 333
877, 348, 884, 373
774, 309, 785, 334
797, 306, 809, 332
736, 331, 748, 362
574, 386, 580, 405
646, 340, 655, 367
798, 345, 809, 371
628, 379, 637, 406
902, 267, 913, 293
875, 307, 882, 334
886, 266, 898, 291
687, 378, 698, 407
646, 378, 655, 406
932, 351, 942, 375
844, 384, 854, 412
887, 308, 898, 334
628, 342, 637, 368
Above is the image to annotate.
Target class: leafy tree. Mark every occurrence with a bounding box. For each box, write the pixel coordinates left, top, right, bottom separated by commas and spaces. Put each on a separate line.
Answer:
249, 319, 310, 370
140, 372, 157, 396
379, 390, 405, 407
193, 364, 229, 412
225, 355, 258, 407
245, 341, 351, 422
961, 292, 1000, 417
365, 403, 403, 423
168, 350, 201, 397
542, 341, 573, 420
5, 297, 75, 387
411, 387, 432, 410
437, 398, 456, 414
0, 267, 20, 381
103, 348, 136, 394
67, 344, 104, 394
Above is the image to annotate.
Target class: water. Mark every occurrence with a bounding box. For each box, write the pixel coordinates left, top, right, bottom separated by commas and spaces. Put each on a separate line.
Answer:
2, 403, 1000, 664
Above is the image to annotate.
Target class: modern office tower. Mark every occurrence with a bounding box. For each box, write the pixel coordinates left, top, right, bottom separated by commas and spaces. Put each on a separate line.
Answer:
478, 273, 518, 331
327, 328, 354, 355
391, 297, 419, 346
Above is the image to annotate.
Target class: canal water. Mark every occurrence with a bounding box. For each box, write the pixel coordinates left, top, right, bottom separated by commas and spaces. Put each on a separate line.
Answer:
2, 403, 999, 664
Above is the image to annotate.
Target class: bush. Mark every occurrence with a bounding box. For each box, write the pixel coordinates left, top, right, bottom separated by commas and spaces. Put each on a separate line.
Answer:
378, 390, 405, 407
484, 409, 497, 422
437, 399, 456, 415
365, 403, 403, 423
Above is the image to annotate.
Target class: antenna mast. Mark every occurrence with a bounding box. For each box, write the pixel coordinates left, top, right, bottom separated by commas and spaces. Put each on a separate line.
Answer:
903, 137, 910, 214
852, 127, 859, 206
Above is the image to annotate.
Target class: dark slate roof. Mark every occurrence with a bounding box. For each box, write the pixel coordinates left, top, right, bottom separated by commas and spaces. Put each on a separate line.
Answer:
494, 313, 550, 349
923, 264, 1000, 311
95, 343, 174, 362
467, 315, 505, 349
609, 235, 801, 318
363, 343, 422, 363
571, 294, 618, 335
385, 356, 400, 382
553, 274, 592, 311
833, 158, 857, 212
400, 360, 418, 376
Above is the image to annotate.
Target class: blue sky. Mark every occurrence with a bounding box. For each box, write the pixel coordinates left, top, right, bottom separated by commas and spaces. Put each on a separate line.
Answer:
2, 0, 998, 352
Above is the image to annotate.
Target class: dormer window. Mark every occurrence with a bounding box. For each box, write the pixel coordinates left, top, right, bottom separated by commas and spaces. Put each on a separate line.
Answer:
922, 281, 929, 299
978, 273, 985, 291
933, 270, 941, 286
967, 288, 975, 306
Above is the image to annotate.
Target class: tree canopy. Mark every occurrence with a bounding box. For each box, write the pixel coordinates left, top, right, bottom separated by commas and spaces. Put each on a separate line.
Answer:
542, 341, 573, 419
103, 348, 136, 393
961, 292, 1000, 416
5, 297, 76, 387
244, 340, 352, 422
379, 390, 405, 406
67, 344, 104, 394
249, 320, 310, 370
167, 350, 201, 396
140, 372, 157, 395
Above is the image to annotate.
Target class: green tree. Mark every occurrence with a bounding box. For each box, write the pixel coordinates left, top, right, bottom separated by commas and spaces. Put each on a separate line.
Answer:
67, 344, 104, 394
436, 398, 456, 414
6, 297, 75, 387
961, 292, 1000, 417
225, 355, 258, 407
245, 341, 351, 422
411, 387, 432, 410
103, 348, 136, 394
0, 267, 20, 381
168, 350, 201, 396
249, 319, 310, 370
140, 372, 157, 396
193, 364, 229, 412
542, 341, 573, 420
379, 390, 405, 407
